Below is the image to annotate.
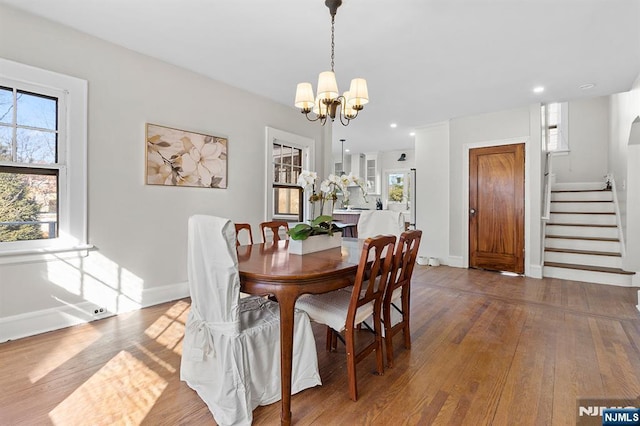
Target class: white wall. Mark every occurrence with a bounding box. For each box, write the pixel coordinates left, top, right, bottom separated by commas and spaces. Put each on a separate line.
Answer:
0, 5, 324, 340
414, 123, 449, 264
413, 106, 543, 275
553, 96, 610, 183
448, 106, 539, 269
609, 74, 640, 273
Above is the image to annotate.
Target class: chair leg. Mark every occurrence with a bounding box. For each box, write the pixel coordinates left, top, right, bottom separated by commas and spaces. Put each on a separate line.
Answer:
373, 310, 385, 376
345, 326, 358, 401
403, 295, 411, 349
383, 302, 395, 368
385, 324, 395, 368
326, 326, 334, 352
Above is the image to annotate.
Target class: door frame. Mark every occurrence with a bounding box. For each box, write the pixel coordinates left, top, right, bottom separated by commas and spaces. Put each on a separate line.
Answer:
462, 136, 532, 276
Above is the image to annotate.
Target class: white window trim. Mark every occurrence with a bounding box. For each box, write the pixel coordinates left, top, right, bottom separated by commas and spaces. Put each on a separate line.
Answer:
0, 58, 90, 264
265, 127, 314, 222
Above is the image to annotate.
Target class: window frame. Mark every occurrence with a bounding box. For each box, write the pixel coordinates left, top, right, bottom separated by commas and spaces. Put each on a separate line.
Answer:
265, 127, 314, 223
0, 58, 89, 263
543, 102, 569, 152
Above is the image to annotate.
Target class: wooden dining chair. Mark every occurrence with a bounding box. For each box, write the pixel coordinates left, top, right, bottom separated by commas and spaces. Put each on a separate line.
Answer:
234, 223, 254, 246
259, 220, 289, 243
296, 235, 396, 401
383, 229, 422, 367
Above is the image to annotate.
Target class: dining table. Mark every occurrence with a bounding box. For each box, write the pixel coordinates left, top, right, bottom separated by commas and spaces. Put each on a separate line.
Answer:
237, 237, 363, 426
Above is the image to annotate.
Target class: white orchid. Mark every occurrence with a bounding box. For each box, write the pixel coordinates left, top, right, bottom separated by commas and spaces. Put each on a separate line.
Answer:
297, 170, 318, 190
297, 169, 367, 218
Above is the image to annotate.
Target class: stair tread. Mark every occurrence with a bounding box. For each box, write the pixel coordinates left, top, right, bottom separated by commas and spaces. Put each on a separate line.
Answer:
551, 200, 613, 203
544, 248, 622, 257
546, 235, 619, 242
551, 189, 609, 193
546, 223, 617, 228
550, 211, 615, 215
544, 262, 634, 275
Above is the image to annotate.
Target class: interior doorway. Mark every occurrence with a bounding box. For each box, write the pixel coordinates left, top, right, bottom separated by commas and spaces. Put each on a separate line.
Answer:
469, 143, 525, 274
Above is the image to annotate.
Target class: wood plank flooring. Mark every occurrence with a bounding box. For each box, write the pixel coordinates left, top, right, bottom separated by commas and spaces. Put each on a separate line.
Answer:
1, 266, 639, 425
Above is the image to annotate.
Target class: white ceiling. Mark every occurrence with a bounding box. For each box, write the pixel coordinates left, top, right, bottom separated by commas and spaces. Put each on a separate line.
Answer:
2, 0, 639, 155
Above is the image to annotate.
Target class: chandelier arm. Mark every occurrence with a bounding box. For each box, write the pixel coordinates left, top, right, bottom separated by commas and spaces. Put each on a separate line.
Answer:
303, 112, 321, 122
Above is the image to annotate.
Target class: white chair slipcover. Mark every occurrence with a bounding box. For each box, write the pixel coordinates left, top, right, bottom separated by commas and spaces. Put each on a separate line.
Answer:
357, 210, 405, 239
181, 215, 321, 426
357, 211, 405, 334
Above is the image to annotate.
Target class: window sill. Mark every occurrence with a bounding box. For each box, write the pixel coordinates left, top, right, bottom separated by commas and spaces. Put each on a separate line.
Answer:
0, 244, 94, 265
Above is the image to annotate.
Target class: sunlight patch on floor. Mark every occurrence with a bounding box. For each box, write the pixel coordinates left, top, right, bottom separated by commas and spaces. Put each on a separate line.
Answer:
29, 327, 102, 383
48, 350, 166, 425
144, 300, 189, 356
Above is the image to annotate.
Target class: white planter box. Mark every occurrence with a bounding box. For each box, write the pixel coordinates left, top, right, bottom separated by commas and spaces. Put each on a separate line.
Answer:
288, 233, 342, 255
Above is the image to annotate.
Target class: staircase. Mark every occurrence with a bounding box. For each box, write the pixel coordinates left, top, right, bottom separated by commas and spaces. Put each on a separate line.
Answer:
543, 182, 635, 286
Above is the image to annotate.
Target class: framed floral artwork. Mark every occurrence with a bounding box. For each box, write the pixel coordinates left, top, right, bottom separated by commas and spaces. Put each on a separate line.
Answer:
145, 123, 227, 188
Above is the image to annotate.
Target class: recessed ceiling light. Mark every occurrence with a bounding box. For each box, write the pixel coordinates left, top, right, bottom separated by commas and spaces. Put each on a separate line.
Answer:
390, 123, 397, 128
409, 132, 415, 136
579, 83, 595, 90
533, 86, 545, 94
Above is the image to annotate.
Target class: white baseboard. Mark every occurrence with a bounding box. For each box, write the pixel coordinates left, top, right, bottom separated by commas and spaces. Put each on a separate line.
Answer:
0, 281, 189, 343
448, 256, 464, 268
528, 264, 543, 279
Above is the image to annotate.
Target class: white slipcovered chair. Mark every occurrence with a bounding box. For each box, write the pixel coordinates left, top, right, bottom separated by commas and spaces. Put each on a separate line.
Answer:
181, 215, 321, 426
357, 210, 405, 239
357, 210, 407, 341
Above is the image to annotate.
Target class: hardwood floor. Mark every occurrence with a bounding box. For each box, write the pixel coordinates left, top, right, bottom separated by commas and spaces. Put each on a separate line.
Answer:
1, 266, 639, 425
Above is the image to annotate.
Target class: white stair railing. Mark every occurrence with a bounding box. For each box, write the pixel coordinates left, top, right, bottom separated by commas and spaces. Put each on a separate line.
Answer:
541, 152, 555, 265
607, 173, 627, 259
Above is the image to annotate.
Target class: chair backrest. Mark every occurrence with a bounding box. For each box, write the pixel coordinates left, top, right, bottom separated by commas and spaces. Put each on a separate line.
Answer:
357, 210, 405, 239
260, 220, 289, 243
188, 215, 241, 327
348, 235, 396, 325
386, 230, 422, 304
234, 223, 254, 246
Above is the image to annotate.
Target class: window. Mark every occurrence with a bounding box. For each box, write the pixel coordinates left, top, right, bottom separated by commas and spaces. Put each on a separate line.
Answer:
387, 172, 410, 204
272, 142, 303, 221
265, 127, 313, 222
543, 102, 569, 152
0, 58, 88, 261
1, 86, 60, 242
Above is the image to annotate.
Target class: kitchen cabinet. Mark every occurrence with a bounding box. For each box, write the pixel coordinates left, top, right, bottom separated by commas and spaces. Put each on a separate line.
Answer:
365, 153, 379, 194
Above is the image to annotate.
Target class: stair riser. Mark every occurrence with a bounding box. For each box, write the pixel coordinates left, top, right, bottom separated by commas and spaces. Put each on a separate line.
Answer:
545, 225, 618, 239
543, 266, 633, 286
551, 192, 612, 202
544, 251, 622, 269
550, 202, 614, 213
545, 238, 620, 252
552, 182, 606, 191
549, 213, 616, 225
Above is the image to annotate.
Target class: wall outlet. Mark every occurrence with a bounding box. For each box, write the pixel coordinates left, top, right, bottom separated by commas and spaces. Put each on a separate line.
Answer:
92, 307, 106, 316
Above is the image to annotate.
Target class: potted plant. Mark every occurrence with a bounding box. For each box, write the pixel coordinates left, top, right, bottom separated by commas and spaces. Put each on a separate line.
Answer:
287, 171, 367, 254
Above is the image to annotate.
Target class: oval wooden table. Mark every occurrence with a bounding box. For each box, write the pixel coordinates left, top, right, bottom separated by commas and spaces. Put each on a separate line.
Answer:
237, 238, 362, 426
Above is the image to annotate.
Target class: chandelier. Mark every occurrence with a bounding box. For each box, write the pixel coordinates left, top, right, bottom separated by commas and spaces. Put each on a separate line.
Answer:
294, 0, 369, 126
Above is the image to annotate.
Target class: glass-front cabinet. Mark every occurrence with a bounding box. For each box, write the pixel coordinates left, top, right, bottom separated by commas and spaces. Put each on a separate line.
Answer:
365, 153, 379, 194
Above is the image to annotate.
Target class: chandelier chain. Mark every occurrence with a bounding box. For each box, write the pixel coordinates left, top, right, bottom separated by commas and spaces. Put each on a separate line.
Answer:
330, 15, 335, 72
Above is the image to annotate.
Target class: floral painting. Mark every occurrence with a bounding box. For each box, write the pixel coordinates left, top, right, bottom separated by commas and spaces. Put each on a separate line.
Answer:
146, 123, 227, 188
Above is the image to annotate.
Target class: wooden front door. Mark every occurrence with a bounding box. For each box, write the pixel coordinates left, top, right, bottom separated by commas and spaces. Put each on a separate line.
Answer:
469, 143, 524, 274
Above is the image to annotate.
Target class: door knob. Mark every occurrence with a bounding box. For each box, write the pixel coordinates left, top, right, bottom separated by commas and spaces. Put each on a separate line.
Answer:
470, 208, 476, 216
